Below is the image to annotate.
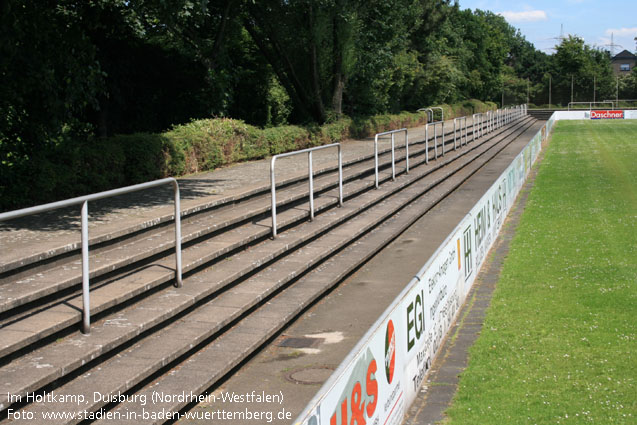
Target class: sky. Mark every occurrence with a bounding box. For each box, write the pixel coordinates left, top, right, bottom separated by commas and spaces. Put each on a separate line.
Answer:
458, 0, 637, 56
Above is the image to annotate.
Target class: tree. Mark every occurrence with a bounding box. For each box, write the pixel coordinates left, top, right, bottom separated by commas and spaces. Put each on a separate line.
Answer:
551, 35, 614, 105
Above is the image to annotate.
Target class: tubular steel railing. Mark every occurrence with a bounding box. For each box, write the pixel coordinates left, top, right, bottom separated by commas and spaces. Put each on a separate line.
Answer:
426, 120, 445, 161
472, 113, 482, 141
0, 178, 183, 334
430, 106, 444, 122
453, 116, 468, 150
270, 143, 343, 238
567, 101, 614, 111
417, 108, 434, 123
374, 129, 409, 189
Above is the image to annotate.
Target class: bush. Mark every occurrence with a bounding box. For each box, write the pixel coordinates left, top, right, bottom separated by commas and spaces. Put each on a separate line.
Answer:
0, 98, 501, 210
263, 125, 311, 154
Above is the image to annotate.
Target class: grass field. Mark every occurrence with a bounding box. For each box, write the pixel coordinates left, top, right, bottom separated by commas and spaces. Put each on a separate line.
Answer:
444, 120, 637, 424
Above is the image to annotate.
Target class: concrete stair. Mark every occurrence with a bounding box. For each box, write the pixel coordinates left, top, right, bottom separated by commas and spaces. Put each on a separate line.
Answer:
0, 114, 535, 423
527, 109, 558, 120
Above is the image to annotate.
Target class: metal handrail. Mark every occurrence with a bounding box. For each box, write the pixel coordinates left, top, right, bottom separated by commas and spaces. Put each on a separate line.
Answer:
453, 116, 468, 150
430, 106, 444, 122
472, 113, 483, 141
374, 128, 409, 189
425, 120, 445, 162
567, 101, 614, 111
270, 143, 343, 237
0, 178, 183, 334
417, 108, 434, 123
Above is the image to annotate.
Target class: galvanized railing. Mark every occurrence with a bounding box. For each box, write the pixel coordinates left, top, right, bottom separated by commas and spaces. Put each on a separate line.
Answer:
417, 108, 434, 123
472, 113, 482, 141
431, 106, 444, 122
567, 101, 614, 111
0, 178, 183, 334
270, 143, 343, 237
425, 119, 445, 162
373, 129, 409, 189
453, 116, 468, 150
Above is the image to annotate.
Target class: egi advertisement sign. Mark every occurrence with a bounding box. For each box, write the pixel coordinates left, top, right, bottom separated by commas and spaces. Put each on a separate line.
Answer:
295, 112, 553, 425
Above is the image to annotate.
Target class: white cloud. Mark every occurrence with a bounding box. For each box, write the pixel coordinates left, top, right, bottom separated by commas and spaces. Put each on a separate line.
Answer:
499, 10, 548, 23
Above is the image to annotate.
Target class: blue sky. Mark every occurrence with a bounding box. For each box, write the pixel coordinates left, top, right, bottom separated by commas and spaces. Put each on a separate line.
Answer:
458, 0, 637, 56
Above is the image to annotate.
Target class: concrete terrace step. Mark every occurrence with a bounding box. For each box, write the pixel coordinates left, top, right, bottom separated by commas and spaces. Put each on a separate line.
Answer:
0, 115, 495, 321
0, 118, 530, 360
37, 120, 538, 425
0, 117, 468, 275
0, 117, 535, 418
0, 120, 459, 314
0, 151, 377, 314
0, 112, 492, 274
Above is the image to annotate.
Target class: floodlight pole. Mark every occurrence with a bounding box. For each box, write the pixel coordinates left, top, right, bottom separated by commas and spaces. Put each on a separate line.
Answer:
549, 75, 552, 108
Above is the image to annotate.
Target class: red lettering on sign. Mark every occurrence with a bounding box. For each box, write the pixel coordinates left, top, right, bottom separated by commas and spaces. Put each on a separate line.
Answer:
591, 110, 624, 119
330, 358, 379, 425
366, 360, 378, 417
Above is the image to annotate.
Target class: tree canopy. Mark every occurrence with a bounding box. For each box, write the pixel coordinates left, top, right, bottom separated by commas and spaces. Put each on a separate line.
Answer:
1, 0, 628, 180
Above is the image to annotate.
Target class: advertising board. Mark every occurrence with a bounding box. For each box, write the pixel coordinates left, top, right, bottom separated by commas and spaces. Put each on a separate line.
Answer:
295, 111, 553, 425
590, 110, 624, 119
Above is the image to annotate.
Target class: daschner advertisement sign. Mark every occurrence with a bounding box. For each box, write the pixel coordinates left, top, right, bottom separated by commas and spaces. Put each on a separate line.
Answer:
295, 111, 554, 425
590, 110, 624, 119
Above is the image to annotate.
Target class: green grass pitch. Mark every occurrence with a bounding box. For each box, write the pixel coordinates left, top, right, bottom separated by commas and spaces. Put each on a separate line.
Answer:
445, 120, 637, 424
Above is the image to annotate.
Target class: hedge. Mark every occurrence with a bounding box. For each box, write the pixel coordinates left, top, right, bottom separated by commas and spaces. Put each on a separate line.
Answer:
1, 100, 495, 211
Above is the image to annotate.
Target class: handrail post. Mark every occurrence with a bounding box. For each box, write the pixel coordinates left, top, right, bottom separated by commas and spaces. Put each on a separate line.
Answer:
338, 145, 343, 206
391, 132, 396, 181
463, 117, 467, 146
453, 118, 457, 150
405, 130, 410, 174
308, 151, 314, 220
478, 114, 481, 138
434, 123, 438, 160
173, 180, 182, 288
374, 134, 380, 189
442, 121, 445, 156
81, 201, 90, 335
425, 124, 429, 164
270, 157, 278, 237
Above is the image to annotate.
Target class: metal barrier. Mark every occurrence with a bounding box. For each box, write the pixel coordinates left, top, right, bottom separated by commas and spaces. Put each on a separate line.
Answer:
430, 106, 444, 122
453, 116, 468, 149
472, 113, 483, 141
374, 128, 409, 189
425, 120, 445, 161
0, 178, 183, 334
270, 143, 343, 237
567, 101, 614, 111
417, 108, 434, 123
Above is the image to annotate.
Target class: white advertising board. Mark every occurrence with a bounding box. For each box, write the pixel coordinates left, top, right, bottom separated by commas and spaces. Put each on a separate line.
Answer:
295, 112, 554, 425
554, 110, 637, 120
625, 110, 637, 119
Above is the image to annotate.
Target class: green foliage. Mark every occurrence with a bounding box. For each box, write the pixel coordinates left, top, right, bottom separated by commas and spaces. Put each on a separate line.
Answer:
263, 126, 311, 155
0, 99, 496, 210
5, 0, 616, 209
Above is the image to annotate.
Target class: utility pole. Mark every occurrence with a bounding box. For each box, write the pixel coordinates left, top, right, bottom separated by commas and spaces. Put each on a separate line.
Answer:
549, 74, 552, 108
571, 75, 574, 104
